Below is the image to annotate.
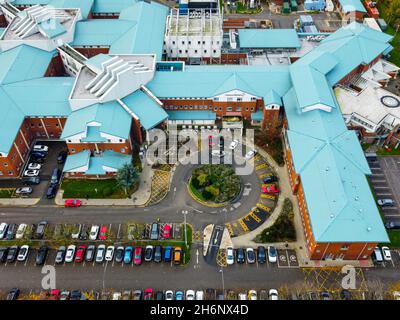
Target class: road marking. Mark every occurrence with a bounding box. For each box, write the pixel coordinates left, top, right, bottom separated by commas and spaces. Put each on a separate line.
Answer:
374, 186, 390, 189
371, 179, 386, 183
384, 214, 400, 217
116, 224, 121, 239
382, 207, 398, 210
376, 193, 393, 196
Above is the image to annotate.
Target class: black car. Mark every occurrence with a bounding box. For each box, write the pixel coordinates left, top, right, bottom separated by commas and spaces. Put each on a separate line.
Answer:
155, 291, 164, 300
46, 184, 57, 199
340, 289, 351, 300
79, 226, 89, 241
57, 151, 68, 164
70, 290, 82, 300
34, 221, 47, 239
23, 177, 41, 185
114, 246, 124, 263
154, 245, 162, 263
50, 168, 61, 185
36, 246, 48, 265
263, 175, 278, 184
257, 246, 266, 264
236, 248, 245, 264
144, 246, 153, 262
85, 245, 96, 262
7, 246, 19, 263
31, 151, 47, 159
6, 288, 20, 300
6, 223, 17, 240
385, 221, 400, 230
205, 288, 216, 300
0, 247, 8, 263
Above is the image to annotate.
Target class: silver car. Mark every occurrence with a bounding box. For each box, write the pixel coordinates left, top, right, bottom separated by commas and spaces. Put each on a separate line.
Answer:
96, 245, 106, 263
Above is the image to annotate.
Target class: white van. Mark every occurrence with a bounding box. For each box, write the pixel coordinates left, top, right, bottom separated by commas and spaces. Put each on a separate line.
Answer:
373, 247, 384, 263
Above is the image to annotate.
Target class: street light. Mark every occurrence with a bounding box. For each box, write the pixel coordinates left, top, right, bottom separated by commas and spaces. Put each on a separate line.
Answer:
182, 210, 188, 247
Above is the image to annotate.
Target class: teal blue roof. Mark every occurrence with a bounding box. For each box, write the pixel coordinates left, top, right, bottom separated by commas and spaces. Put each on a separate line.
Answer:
92, 0, 138, 13
38, 19, 66, 39
122, 90, 168, 130
81, 126, 107, 143
85, 53, 112, 71
251, 110, 263, 121
61, 101, 131, 139
338, 0, 367, 13
49, 0, 94, 19
264, 89, 282, 105
167, 110, 216, 121
64, 150, 131, 175
238, 29, 301, 49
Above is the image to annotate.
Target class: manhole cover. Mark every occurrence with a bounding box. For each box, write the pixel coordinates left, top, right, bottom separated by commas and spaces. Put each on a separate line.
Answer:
381, 96, 400, 108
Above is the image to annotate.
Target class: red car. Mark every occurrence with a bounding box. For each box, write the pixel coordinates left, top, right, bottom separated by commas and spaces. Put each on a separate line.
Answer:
261, 184, 280, 194
74, 245, 86, 263
64, 199, 82, 207
144, 288, 153, 300
50, 289, 60, 300
134, 247, 143, 265
208, 135, 213, 147
99, 226, 107, 240
163, 224, 171, 239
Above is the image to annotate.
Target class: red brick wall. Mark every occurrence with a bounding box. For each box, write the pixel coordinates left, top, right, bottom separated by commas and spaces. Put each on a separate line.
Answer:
74, 47, 109, 58
67, 141, 131, 155
44, 54, 66, 77
0, 14, 7, 28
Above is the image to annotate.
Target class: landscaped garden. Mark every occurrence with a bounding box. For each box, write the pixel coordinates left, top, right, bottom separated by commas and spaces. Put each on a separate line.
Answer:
189, 164, 241, 204
61, 179, 134, 199
0, 188, 14, 198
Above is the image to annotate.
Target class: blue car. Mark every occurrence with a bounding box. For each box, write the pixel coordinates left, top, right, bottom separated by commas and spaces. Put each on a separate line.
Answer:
175, 291, 184, 300
124, 246, 133, 264
163, 246, 172, 262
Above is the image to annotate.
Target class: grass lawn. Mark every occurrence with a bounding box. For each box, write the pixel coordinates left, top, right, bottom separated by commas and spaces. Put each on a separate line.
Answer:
376, 147, 400, 156
0, 188, 14, 198
387, 230, 400, 248
61, 179, 129, 199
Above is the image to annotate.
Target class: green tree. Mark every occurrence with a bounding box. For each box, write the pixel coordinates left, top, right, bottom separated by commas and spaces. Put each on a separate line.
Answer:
387, 0, 400, 25
116, 163, 139, 196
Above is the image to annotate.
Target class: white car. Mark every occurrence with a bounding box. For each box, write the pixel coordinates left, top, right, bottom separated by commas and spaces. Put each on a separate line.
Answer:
24, 169, 39, 177
33, 145, 48, 152
245, 149, 257, 160
15, 187, 32, 196
238, 292, 247, 300
96, 244, 106, 263
17, 245, 29, 262
112, 292, 122, 300
211, 150, 225, 158
15, 224, 27, 239
248, 290, 257, 300
229, 139, 239, 150
269, 289, 279, 300
65, 245, 76, 263
71, 224, 82, 240
195, 290, 204, 300
381, 246, 392, 261
186, 290, 195, 300
105, 246, 115, 261
165, 290, 174, 300
268, 245, 277, 263
27, 163, 42, 170
226, 247, 235, 265
0, 223, 8, 239
89, 225, 99, 240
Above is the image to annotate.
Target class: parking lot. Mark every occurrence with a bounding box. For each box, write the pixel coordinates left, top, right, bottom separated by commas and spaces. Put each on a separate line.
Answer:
372, 249, 400, 269
367, 156, 400, 223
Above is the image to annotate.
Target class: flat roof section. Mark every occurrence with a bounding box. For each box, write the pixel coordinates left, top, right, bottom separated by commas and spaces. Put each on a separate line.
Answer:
238, 29, 301, 49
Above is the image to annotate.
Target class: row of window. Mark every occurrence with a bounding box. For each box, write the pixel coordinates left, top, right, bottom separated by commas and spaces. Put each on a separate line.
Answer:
164, 105, 256, 112
351, 115, 374, 130
167, 40, 220, 46
164, 49, 218, 54
69, 148, 126, 154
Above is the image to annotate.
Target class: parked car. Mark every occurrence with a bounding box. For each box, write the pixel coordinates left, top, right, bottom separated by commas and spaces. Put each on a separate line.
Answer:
163, 224, 171, 239
155, 291, 164, 300
226, 247, 235, 265
144, 245, 154, 262
15, 187, 33, 196
385, 221, 400, 230
24, 169, 39, 177
269, 289, 279, 300
75, 245, 86, 263
64, 199, 82, 208
373, 247, 384, 264
144, 288, 153, 300
340, 289, 351, 300
153, 245, 162, 263
35, 246, 48, 265
0, 223, 8, 239
28, 163, 41, 170
114, 246, 124, 263
246, 248, 256, 264
33, 145, 49, 152
248, 290, 257, 300
134, 247, 143, 265
6, 223, 17, 240
70, 290, 82, 300
59, 291, 70, 300
211, 150, 225, 158
259, 290, 268, 300
71, 224, 82, 240
377, 199, 395, 207
245, 149, 257, 160
186, 290, 195, 300
46, 184, 57, 199
0, 247, 8, 263
163, 246, 172, 262
165, 290, 174, 300
150, 222, 159, 240
31, 151, 46, 160
50, 290, 61, 300
124, 246, 133, 264
381, 246, 392, 261
122, 290, 131, 300
261, 184, 280, 194
229, 139, 239, 150
205, 288, 216, 300
236, 248, 245, 264
23, 177, 40, 185
89, 225, 99, 240
34, 221, 47, 239
55, 246, 66, 264
268, 246, 277, 263
175, 290, 184, 300
6, 288, 20, 300
85, 245, 96, 262
132, 290, 142, 300
7, 246, 18, 263
57, 151, 68, 164
99, 225, 107, 240
65, 245, 76, 263
105, 246, 114, 261
257, 246, 266, 264
320, 292, 331, 300
173, 247, 182, 265
95, 245, 106, 263
262, 175, 278, 184
17, 245, 29, 262
15, 223, 27, 239
195, 290, 204, 300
